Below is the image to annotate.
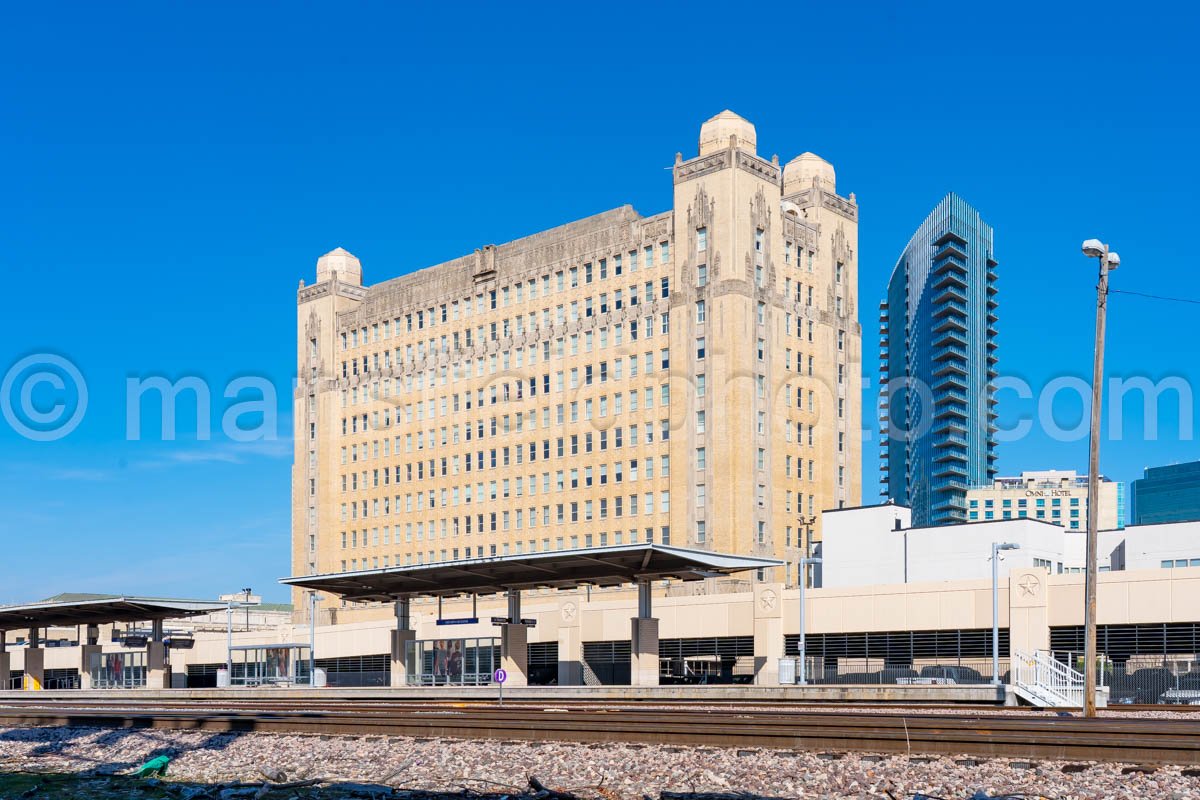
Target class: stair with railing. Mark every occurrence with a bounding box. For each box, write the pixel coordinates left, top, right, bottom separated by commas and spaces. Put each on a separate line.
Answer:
1012, 650, 1085, 707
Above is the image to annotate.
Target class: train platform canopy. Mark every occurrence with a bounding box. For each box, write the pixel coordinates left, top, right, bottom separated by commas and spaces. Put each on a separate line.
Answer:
281, 543, 783, 602
0, 595, 229, 632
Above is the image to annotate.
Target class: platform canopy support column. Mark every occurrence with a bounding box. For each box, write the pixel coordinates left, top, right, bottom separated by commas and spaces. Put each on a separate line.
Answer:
752, 582, 784, 686
0, 631, 9, 690
390, 598, 415, 688
500, 589, 528, 687
146, 619, 169, 689
23, 628, 44, 691
630, 580, 659, 687
79, 626, 102, 690
557, 592, 583, 686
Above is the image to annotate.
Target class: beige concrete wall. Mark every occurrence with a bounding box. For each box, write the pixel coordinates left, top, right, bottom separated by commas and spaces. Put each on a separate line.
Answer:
11, 568, 1200, 685
1047, 566, 1200, 627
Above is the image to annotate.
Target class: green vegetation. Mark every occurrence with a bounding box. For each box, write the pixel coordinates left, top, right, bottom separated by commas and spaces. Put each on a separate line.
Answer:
0, 773, 182, 799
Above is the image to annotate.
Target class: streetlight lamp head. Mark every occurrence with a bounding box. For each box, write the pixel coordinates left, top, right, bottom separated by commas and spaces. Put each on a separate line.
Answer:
1106, 252, 1120, 269
997, 542, 1020, 551
1082, 239, 1106, 258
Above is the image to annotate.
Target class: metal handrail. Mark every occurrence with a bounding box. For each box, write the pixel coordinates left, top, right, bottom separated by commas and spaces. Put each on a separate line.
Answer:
1014, 650, 1085, 706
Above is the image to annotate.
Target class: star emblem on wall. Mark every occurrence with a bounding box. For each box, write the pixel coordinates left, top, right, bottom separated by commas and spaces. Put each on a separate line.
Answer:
759, 589, 778, 611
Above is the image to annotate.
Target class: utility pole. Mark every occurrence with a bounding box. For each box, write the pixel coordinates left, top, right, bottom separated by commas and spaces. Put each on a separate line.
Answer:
1081, 238, 1119, 717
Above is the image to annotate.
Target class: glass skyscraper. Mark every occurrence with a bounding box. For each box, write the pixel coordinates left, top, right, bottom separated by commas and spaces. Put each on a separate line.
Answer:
1131, 461, 1200, 525
880, 194, 998, 526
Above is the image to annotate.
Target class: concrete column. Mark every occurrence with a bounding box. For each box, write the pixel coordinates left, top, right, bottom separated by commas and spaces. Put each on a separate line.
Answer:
556, 595, 583, 686
500, 624, 528, 687
753, 583, 784, 685
24, 628, 44, 691
23, 651, 45, 691
630, 580, 659, 686
145, 619, 169, 689
146, 643, 169, 689
506, 589, 522, 623
390, 598, 414, 688
0, 631, 9, 690
390, 630, 416, 687
1008, 567, 1050, 657
630, 618, 659, 686
79, 645, 102, 689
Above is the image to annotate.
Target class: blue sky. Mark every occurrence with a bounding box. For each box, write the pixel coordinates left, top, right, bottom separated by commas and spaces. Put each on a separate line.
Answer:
1, 1, 1196, 603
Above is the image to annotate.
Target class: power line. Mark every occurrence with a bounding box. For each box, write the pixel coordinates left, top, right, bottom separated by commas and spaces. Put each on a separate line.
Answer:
1110, 288, 1200, 306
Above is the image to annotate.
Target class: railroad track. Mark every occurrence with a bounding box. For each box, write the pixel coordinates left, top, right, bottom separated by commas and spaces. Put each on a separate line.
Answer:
2, 699, 1200, 765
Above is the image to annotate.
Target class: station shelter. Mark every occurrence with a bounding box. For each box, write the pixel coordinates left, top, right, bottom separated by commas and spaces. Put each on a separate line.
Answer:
0, 596, 228, 690
282, 543, 780, 688
228, 643, 313, 686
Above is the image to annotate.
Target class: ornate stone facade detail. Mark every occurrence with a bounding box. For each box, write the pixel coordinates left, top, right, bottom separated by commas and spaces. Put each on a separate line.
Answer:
821, 192, 858, 221
736, 151, 781, 184
674, 151, 729, 183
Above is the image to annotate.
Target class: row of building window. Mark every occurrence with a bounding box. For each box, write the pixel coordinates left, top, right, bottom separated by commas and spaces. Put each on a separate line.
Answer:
339, 525, 672, 571
341, 456, 670, 511
339, 267, 671, 357
340, 308, 670, 384
340, 493, 672, 545
341, 347, 675, 420
969, 509, 1082, 527
970, 498, 1083, 508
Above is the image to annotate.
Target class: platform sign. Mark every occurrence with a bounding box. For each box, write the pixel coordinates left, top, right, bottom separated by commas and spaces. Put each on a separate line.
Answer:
489, 617, 537, 626
435, 617, 479, 626
494, 667, 507, 705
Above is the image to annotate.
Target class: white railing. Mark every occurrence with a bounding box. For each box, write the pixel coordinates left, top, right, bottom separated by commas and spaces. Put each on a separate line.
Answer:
1013, 650, 1085, 706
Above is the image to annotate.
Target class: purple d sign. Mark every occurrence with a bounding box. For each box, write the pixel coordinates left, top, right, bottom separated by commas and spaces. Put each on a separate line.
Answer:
493, 668, 507, 684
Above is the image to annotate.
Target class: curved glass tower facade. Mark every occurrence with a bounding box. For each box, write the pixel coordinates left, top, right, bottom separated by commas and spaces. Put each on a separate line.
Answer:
880, 194, 997, 526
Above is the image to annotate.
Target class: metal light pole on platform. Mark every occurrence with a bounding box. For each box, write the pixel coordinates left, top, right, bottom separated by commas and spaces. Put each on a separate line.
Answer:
308, 591, 318, 685
797, 556, 822, 686
1081, 238, 1119, 717
242, 587, 252, 632
991, 542, 1019, 686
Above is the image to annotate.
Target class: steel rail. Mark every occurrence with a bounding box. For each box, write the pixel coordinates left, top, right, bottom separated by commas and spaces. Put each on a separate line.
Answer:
2, 703, 1199, 765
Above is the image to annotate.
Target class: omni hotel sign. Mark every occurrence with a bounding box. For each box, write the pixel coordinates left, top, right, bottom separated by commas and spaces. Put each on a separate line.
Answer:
1025, 489, 1077, 497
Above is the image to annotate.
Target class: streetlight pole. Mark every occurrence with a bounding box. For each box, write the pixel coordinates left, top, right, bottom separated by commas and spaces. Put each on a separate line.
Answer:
225, 601, 233, 682
307, 591, 318, 685
1081, 239, 1119, 717
795, 515, 816, 589
797, 555, 823, 686
992, 542, 1020, 687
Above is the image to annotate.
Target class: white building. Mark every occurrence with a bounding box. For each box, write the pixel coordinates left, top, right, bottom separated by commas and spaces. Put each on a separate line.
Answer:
1118, 521, 1200, 571
819, 503, 1175, 588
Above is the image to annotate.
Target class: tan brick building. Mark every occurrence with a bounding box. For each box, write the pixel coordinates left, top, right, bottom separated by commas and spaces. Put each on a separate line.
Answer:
291, 111, 862, 611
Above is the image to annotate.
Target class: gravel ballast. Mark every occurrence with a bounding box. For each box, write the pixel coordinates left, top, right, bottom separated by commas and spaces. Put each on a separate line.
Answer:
1, 725, 1197, 799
